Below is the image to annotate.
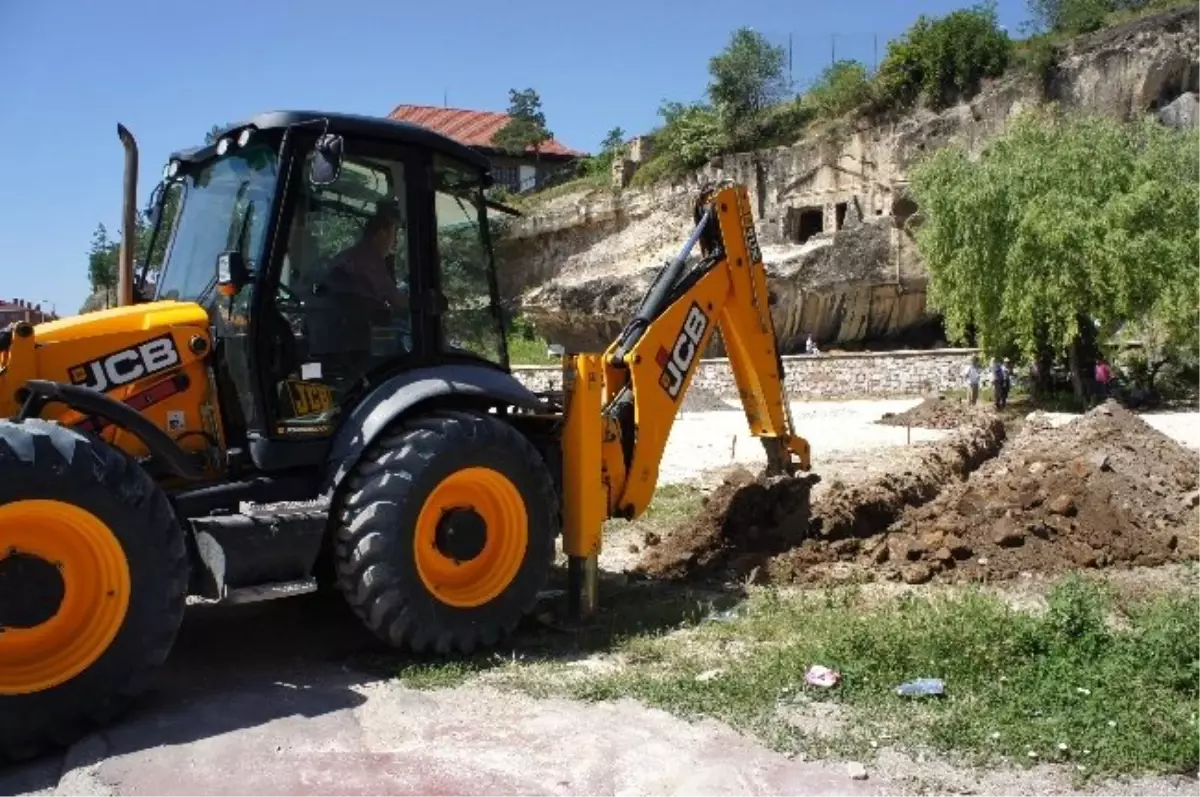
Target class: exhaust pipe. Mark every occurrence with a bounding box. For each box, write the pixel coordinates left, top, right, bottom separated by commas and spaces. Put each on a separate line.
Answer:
116, 123, 138, 307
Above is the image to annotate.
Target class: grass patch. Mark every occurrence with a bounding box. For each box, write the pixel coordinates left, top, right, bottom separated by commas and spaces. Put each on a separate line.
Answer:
518, 173, 613, 207
565, 576, 1199, 779
609, 482, 705, 530
505, 313, 554, 366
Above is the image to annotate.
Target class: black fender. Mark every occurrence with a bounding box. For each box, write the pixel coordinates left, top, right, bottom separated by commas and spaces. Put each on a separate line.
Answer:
321, 363, 548, 495
16, 379, 205, 481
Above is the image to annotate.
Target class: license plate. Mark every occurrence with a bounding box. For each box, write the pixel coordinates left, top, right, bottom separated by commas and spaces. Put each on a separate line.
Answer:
284, 379, 335, 417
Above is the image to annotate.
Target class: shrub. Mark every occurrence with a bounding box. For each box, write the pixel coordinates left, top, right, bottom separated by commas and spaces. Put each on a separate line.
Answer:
875, 2, 1012, 111
805, 60, 874, 119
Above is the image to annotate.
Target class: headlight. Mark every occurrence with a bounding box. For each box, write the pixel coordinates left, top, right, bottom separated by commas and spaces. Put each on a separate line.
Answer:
216, 137, 232, 156
165, 159, 181, 179
237, 128, 254, 147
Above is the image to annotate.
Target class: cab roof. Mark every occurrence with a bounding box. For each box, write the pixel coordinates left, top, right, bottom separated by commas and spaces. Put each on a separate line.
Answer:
173, 110, 492, 171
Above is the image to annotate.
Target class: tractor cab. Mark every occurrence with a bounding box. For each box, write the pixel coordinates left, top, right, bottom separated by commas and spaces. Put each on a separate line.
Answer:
141, 112, 514, 471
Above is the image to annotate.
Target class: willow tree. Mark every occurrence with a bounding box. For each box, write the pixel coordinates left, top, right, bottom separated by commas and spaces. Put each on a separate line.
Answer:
909, 108, 1198, 398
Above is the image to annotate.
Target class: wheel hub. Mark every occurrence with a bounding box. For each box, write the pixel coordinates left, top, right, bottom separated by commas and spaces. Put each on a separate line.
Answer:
0, 552, 65, 629
434, 508, 487, 563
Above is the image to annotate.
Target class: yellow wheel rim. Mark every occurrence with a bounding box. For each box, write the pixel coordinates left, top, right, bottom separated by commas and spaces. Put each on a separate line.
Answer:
0, 500, 131, 695
413, 467, 528, 608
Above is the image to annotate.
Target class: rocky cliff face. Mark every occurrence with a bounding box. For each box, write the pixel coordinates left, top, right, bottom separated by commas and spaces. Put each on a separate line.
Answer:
498, 6, 1199, 354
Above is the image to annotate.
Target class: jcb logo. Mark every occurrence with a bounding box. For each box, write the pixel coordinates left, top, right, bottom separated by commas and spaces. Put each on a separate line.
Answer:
737, 192, 763, 264
69, 335, 181, 393
657, 303, 709, 400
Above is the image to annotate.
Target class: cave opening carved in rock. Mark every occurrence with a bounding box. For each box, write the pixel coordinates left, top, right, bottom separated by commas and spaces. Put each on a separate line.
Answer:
786, 206, 825, 244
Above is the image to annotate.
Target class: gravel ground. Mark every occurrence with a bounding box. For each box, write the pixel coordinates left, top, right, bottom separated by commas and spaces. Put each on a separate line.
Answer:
662, 398, 950, 486
4, 399, 1195, 796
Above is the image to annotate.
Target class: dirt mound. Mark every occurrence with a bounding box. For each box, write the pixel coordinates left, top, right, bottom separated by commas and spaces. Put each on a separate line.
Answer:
877, 396, 994, 430
634, 468, 816, 581
680, 387, 734, 413
776, 401, 1200, 585
635, 418, 1007, 582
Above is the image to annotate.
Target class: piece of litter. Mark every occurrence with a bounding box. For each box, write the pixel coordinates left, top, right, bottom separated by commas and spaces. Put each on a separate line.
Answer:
895, 678, 945, 697
805, 665, 841, 688
1027, 750, 1038, 758
695, 668, 724, 682
1057, 742, 1068, 751
846, 762, 868, 780
1076, 687, 1091, 695
990, 731, 1000, 740
1107, 720, 1117, 728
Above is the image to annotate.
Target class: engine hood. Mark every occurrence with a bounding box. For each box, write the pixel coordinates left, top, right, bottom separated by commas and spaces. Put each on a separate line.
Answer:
31, 300, 209, 344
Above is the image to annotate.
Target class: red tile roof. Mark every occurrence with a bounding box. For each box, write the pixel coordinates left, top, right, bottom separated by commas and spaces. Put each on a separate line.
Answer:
388, 104, 584, 158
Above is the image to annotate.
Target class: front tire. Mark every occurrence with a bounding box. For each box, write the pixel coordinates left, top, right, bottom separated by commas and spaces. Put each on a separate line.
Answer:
0, 420, 187, 762
333, 409, 558, 654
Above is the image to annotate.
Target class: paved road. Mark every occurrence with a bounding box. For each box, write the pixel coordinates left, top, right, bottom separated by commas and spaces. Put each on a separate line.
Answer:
2, 594, 880, 796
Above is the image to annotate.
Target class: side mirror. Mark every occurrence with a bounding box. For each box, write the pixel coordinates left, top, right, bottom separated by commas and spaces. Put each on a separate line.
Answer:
216, 251, 250, 297
308, 134, 343, 186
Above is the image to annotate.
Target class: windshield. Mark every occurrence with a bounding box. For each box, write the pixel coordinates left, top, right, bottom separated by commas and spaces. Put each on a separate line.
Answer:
154, 144, 280, 304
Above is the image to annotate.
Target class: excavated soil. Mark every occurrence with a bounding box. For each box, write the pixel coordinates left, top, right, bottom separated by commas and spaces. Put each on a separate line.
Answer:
877, 396, 995, 430
837, 402, 1200, 585
635, 418, 1007, 581
637, 401, 1199, 586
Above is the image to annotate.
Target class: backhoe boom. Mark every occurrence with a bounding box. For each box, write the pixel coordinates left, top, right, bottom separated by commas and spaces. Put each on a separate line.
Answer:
561, 182, 811, 611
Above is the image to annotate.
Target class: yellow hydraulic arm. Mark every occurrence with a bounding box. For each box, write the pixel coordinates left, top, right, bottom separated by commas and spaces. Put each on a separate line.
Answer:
560, 181, 811, 613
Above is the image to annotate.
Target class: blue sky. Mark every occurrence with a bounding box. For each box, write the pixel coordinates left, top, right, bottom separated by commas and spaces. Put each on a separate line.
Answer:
0, 0, 1030, 317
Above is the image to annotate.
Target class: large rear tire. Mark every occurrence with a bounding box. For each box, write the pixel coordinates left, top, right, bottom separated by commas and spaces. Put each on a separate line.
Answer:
333, 409, 558, 654
0, 420, 187, 762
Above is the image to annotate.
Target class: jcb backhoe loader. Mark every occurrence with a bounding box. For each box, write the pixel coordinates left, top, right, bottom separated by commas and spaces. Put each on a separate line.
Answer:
0, 111, 810, 760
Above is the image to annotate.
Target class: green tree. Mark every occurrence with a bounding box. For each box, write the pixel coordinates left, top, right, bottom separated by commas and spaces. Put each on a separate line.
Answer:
87, 224, 119, 307
599, 126, 626, 157
491, 88, 553, 160
707, 27, 791, 139
653, 101, 724, 169
909, 108, 1199, 399
1024, 0, 1163, 34
805, 59, 873, 119
875, 2, 1011, 111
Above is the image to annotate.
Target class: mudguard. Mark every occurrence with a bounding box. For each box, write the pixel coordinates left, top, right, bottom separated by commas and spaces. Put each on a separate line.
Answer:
321, 363, 548, 495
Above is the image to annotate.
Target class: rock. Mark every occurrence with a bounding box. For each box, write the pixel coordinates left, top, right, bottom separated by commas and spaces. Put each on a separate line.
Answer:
1028, 521, 1054, 540
846, 762, 869, 781
695, 668, 724, 682
871, 542, 890, 564
1047, 494, 1077, 517
993, 521, 1025, 548
1159, 91, 1199, 129
902, 563, 935, 584
1090, 452, 1112, 472
1070, 544, 1098, 568
1176, 535, 1200, 559
934, 547, 954, 564
628, 544, 640, 554
643, 531, 661, 547
945, 535, 973, 560
902, 540, 926, 561
1029, 462, 1047, 475
919, 530, 946, 550
1184, 491, 1199, 510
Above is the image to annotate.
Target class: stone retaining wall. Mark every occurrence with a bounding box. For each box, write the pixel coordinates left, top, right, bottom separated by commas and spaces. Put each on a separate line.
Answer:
511, 348, 992, 400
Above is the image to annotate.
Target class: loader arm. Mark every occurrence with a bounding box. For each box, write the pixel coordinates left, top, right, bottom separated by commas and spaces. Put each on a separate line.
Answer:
560, 182, 811, 608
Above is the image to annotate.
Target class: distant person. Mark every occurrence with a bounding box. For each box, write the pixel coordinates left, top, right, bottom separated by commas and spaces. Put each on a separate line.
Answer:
999, 358, 1013, 408
966, 356, 981, 406
992, 358, 1010, 410
1094, 358, 1112, 403
805, 334, 820, 356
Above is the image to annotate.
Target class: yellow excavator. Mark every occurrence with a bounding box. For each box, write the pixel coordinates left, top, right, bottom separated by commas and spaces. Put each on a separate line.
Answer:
0, 111, 810, 759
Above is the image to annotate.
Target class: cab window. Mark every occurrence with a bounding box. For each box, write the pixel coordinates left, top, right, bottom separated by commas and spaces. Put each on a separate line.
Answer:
434, 156, 505, 365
